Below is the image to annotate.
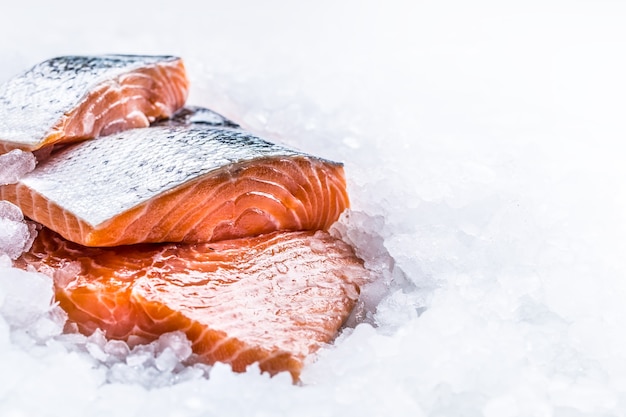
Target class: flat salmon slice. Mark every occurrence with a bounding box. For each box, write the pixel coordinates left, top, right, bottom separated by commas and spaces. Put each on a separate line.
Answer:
0, 55, 189, 154
16, 227, 366, 380
0, 114, 349, 246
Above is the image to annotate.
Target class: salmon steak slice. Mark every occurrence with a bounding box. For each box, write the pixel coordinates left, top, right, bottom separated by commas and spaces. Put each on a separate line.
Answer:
0, 55, 189, 154
0, 110, 349, 246
16, 227, 366, 380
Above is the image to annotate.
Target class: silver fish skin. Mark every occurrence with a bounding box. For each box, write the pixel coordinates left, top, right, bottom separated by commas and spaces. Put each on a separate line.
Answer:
1, 105, 349, 247
0, 54, 184, 151
17, 121, 336, 228
158, 106, 240, 128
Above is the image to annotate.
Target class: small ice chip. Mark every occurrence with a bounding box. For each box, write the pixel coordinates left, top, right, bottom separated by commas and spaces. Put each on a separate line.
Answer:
104, 340, 131, 361
86, 342, 109, 362
0, 200, 24, 222
0, 201, 38, 259
0, 253, 11, 268
126, 351, 151, 367
155, 348, 178, 372
0, 149, 36, 185
157, 331, 192, 361
0, 267, 53, 328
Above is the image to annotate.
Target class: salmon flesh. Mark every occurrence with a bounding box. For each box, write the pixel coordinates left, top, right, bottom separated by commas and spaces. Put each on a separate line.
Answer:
0, 111, 349, 246
0, 55, 189, 154
16, 227, 366, 380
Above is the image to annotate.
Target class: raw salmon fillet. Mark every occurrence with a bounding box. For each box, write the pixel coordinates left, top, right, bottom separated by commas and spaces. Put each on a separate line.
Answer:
0, 111, 349, 247
0, 55, 189, 154
16, 227, 366, 380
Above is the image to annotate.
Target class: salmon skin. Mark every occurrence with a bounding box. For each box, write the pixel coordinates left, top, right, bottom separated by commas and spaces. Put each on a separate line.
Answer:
0, 55, 189, 154
0, 108, 349, 247
16, 227, 366, 380
160, 105, 240, 128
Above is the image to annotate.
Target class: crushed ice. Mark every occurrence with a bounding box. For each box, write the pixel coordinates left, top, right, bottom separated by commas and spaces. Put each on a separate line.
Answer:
0, 149, 38, 260
0, 201, 38, 260
330, 210, 425, 329
59, 329, 212, 388
0, 149, 36, 185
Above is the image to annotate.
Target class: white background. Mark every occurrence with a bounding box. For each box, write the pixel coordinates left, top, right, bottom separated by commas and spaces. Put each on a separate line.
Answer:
2, 1, 626, 416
